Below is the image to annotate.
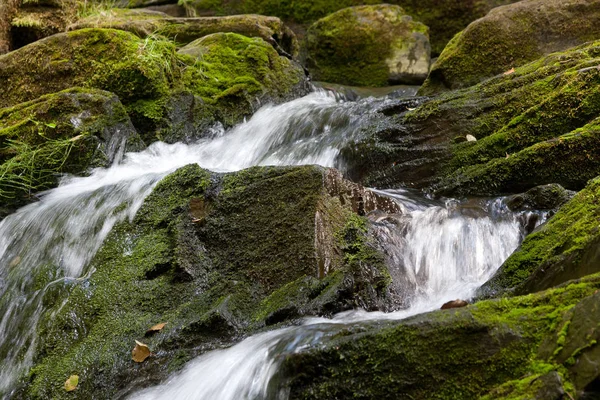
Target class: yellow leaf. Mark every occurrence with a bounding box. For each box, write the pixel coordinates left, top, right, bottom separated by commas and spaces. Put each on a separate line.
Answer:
64, 375, 79, 392
503, 67, 515, 75
132, 340, 151, 363
145, 322, 167, 336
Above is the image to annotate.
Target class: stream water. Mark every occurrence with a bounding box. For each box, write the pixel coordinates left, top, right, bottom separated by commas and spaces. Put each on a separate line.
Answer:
0, 89, 543, 398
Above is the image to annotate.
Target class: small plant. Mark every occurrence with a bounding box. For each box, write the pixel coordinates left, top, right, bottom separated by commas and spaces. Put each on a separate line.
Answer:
0, 135, 88, 199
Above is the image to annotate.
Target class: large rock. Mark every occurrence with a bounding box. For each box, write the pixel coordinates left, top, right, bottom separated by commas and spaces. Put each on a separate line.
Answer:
340, 41, 600, 196
179, 0, 519, 56
177, 32, 308, 128
0, 28, 308, 143
14, 164, 401, 399
69, 9, 300, 57
304, 5, 430, 86
282, 273, 600, 399
420, 0, 600, 95
479, 176, 600, 298
0, 88, 142, 213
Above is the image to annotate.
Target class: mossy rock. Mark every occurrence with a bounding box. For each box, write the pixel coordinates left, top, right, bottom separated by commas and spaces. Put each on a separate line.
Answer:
0, 28, 174, 139
420, 0, 600, 95
0, 87, 142, 213
179, 0, 518, 56
177, 32, 308, 127
0, 28, 308, 144
341, 41, 600, 195
480, 175, 600, 298
282, 273, 600, 399
14, 164, 400, 399
304, 4, 430, 86
69, 10, 300, 57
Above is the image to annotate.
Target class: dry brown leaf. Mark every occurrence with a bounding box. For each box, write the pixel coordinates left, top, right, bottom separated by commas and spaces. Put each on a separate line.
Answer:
145, 322, 167, 336
64, 375, 79, 392
132, 340, 151, 363
503, 67, 515, 75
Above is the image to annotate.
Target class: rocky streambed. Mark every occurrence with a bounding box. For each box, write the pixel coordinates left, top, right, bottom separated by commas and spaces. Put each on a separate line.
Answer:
1, 0, 600, 399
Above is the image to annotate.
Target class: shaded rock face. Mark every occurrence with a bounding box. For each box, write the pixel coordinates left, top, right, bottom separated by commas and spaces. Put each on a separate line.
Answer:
281, 274, 600, 399
17, 164, 401, 399
0, 28, 308, 144
0, 0, 77, 54
0, 88, 142, 213
305, 5, 430, 86
505, 184, 574, 213
479, 176, 600, 298
420, 0, 600, 95
343, 41, 600, 196
69, 10, 300, 58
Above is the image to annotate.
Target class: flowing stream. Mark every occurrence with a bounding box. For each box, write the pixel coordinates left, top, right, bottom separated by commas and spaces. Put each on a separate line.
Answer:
0, 89, 542, 398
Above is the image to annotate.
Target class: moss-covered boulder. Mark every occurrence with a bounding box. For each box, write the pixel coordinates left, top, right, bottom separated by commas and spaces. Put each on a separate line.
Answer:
0, 27, 308, 143
177, 32, 308, 127
282, 273, 600, 399
341, 41, 600, 196
480, 176, 600, 298
420, 0, 600, 95
14, 164, 401, 399
0, 88, 142, 214
304, 5, 430, 86
0, 28, 175, 139
69, 9, 300, 57
179, 0, 519, 56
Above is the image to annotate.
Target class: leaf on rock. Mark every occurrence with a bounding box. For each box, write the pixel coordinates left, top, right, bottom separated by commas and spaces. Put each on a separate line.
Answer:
145, 322, 167, 337
132, 340, 151, 362
64, 375, 79, 392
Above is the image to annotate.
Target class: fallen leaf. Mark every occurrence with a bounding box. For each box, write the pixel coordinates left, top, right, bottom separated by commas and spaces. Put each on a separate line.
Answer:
64, 375, 79, 392
132, 340, 151, 363
9, 256, 21, 268
145, 322, 167, 337
503, 67, 515, 75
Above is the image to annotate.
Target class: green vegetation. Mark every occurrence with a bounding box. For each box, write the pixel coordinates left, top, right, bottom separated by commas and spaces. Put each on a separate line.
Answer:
304, 4, 429, 86
284, 274, 600, 399
480, 175, 600, 297
348, 40, 600, 194
179, 0, 516, 55
18, 164, 394, 399
0, 28, 306, 144
0, 88, 140, 208
420, 0, 600, 94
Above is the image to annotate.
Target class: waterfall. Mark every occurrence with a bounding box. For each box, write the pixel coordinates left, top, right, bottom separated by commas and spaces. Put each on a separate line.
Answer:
0, 89, 541, 397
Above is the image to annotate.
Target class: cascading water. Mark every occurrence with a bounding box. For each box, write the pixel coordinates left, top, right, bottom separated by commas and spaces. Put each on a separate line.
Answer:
128, 190, 542, 400
0, 88, 543, 398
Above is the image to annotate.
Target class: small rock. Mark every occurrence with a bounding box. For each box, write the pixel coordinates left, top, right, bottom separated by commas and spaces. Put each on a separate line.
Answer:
441, 299, 469, 309
466, 134, 477, 142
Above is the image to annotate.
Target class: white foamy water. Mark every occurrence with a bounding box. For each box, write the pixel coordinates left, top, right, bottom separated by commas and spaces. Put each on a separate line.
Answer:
0, 89, 541, 398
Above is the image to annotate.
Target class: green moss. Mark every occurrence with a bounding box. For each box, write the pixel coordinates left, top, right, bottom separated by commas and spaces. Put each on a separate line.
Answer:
360, 40, 600, 195
480, 175, 600, 297
304, 5, 428, 86
179, 0, 515, 55
420, 0, 600, 94
0, 28, 305, 144
19, 164, 394, 398
0, 88, 140, 208
284, 274, 600, 399
178, 32, 304, 125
